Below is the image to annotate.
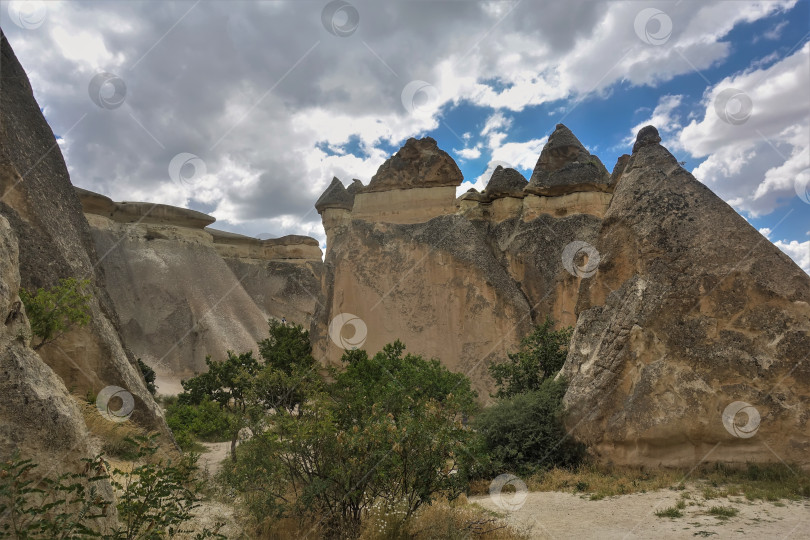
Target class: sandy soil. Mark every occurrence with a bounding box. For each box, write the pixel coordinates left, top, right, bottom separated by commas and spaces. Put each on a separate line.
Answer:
197, 441, 231, 477
471, 487, 810, 539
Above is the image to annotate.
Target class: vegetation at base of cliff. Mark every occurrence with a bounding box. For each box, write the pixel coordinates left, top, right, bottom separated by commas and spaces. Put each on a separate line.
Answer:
19, 277, 92, 350
476, 317, 584, 475
218, 339, 481, 537
0, 435, 223, 539
488, 316, 573, 399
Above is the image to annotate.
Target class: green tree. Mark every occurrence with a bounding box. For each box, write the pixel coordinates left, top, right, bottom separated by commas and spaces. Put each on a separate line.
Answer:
222, 341, 481, 536
19, 278, 92, 350
488, 316, 573, 398
178, 351, 260, 461
136, 359, 156, 395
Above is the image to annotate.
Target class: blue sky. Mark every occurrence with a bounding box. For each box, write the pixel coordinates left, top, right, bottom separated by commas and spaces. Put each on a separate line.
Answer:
1, 0, 808, 271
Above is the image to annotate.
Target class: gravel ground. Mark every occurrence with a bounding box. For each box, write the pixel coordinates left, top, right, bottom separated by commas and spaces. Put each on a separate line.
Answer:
471, 488, 810, 539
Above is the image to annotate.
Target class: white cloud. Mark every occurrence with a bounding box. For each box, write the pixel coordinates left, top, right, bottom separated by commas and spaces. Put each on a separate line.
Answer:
625, 94, 683, 147
677, 43, 810, 217
773, 239, 810, 274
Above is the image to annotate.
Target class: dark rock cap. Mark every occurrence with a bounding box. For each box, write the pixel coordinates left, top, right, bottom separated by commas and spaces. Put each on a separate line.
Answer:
526, 124, 610, 195
632, 125, 662, 154
315, 177, 354, 213
363, 137, 463, 193
458, 188, 488, 203
484, 166, 528, 198
346, 179, 365, 194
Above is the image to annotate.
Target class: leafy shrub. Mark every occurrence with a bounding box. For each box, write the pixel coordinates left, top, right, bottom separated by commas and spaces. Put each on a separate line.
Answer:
488, 316, 572, 399
19, 277, 92, 350
136, 359, 156, 395
0, 436, 223, 539
474, 378, 584, 474
222, 341, 481, 536
166, 398, 232, 443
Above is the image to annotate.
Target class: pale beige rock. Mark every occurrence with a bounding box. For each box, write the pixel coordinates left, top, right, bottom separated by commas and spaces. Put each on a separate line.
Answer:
351, 186, 459, 224
523, 192, 613, 220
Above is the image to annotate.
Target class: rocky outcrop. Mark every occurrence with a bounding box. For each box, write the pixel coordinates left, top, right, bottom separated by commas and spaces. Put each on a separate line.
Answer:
363, 137, 463, 192
77, 189, 323, 394
526, 124, 611, 195
0, 31, 167, 435
315, 177, 355, 213
561, 126, 810, 467
484, 166, 528, 198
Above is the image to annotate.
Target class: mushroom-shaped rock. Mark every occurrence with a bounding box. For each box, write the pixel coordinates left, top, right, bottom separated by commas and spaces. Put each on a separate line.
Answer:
632, 125, 662, 154
364, 137, 463, 192
346, 179, 365, 194
315, 177, 354, 213
484, 166, 528, 198
526, 124, 610, 195
458, 188, 489, 203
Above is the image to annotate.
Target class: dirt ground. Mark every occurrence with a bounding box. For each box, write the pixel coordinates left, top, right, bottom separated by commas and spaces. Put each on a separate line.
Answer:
471, 487, 810, 539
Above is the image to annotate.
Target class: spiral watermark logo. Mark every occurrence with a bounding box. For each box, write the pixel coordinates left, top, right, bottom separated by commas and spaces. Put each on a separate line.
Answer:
328, 312, 367, 350
96, 386, 135, 423
321, 0, 359, 37
168, 153, 207, 186
634, 8, 672, 46
562, 241, 600, 278
489, 474, 528, 512
7, 1, 47, 29
714, 88, 753, 125
722, 401, 760, 438
401, 80, 439, 116
794, 168, 810, 204
88, 72, 127, 110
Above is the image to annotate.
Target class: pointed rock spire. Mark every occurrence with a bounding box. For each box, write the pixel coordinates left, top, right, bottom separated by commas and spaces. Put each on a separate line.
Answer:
526, 124, 610, 195
315, 177, 354, 213
364, 137, 463, 193
484, 166, 528, 198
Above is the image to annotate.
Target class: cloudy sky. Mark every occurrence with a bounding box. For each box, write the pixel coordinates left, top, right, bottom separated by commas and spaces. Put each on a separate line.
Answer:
2, 0, 808, 272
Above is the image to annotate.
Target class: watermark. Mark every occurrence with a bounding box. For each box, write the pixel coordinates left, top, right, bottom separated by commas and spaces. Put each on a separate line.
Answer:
88, 72, 127, 110
96, 385, 135, 423
489, 473, 528, 512
634, 8, 672, 46
328, 312, 367, 350
714, 88, 753, 125
168, 153, 207, 186
7, 1, 47, 29
401, 80, 439, 116
562, 241, 600, 278
722, 401, 760, 438
794, 168, 810, 204
321, 0, 359, 37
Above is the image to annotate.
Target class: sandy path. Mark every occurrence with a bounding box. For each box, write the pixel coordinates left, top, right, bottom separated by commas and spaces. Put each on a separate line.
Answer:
471, 488, 810, 539
197, 441, 231, 477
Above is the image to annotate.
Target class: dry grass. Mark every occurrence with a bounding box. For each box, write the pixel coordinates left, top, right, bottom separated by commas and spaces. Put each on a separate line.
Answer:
359, 495, 527, 540
469, 461, 810, 503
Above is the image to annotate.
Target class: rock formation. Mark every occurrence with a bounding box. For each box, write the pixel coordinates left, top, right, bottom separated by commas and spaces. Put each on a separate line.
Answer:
315, 126, 810, 467
77, 188, 323, 394
561, 126, 810, 467
0, 31, 167, 438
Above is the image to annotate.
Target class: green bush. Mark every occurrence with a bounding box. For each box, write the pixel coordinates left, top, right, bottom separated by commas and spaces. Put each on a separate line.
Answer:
136, 359, 157, 395
19, 277, 92, 350
166, 398, 232, 443
488, 316, 573, 399
0, 436, 223, 539
222, 341, 481, 536
474, 378, 584, 474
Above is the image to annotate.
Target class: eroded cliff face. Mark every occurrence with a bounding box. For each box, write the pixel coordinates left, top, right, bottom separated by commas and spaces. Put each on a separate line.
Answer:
0, 31, 167, 435
77, 189, 323, 394
313, 135, 612, 399
316, 128, 810, 466
561, 127, 810, 467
